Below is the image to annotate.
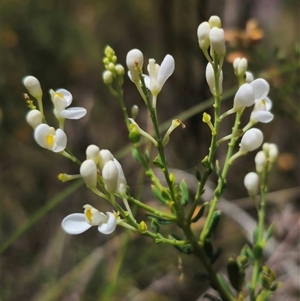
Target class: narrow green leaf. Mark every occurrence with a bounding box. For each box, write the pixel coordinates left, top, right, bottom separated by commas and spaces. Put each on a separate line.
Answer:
150, 218, 160, 233
265, 223, 274, 241
131, 148, 142, 163
179, 179, 189, 206
207, 210, 221, 237
191, 202, 209, 223
195, 167, 202, 181
227, 257, 243, 292
153, 155, 164, 169
151, 185, 168, 204
146, 214, 172, 225
210, 247, 222, 264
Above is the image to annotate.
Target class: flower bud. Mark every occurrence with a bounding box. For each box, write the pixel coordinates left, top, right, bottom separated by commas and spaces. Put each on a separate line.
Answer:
205, 62, 223, 95
209, 28, 226, 58
255, 151, 266, 173
102, 160, 119, 193
245, 71, 254, 83
240, 128, 264, 153
233, 58, 248, 77
126, 49, 144, 82
80, 159, 98, 189
26, 109, 42, 129
208, 15, 222, 28
131, 105, 139, 119
233, 83, 255, 111
103, 70, 113, 84
23, 75, 43, 98
115, 64, 125, 76
244, 172, 260, 197
86, 144, 100, 164
99, 149, 114, 170
197, 22, 211, 51
268, 144, 279, 163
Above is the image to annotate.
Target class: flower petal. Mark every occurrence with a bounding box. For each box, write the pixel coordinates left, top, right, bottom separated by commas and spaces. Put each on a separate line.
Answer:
157, 55, 175, 89
34, 124, 53, 149
98, 212, 117, 234
143, 75, 150, 89
56, 88, 73, 106
233, 83, 255, 110
61, 107, 87, 119
251, 111, 274, 123
250, 79, 269, 102
61, 213, 92, 234
52, 128, 67, 152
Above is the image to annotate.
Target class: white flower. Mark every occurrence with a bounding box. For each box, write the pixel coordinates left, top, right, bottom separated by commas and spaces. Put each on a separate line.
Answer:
61, 205, 117, 235
80, 159, 98, 189
26, 109, 42, 129
34, 124, 67, 152
23, 75, 43, 98
233, 78, 270, 111
250, 97, 273, 123
50, 89, 87, 121
205, 62, 223, 95
244, 172, 260, 197
209, 27, 226, 58
126, 49, 144, 83
240, 128, 264, 153
197, 21, 211, 51
144, 55, 175, 96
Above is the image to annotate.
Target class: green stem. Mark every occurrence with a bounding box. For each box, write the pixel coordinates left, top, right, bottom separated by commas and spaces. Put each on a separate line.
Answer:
200, 111, 242, 242
127, 195, 176, 221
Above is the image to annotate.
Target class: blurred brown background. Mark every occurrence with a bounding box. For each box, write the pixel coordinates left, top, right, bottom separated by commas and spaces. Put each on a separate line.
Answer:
2, 0, 299, 300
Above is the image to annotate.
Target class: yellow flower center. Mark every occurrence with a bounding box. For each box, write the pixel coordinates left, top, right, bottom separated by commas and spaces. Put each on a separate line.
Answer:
45, 134, 54, 147
85, 208, 92, 223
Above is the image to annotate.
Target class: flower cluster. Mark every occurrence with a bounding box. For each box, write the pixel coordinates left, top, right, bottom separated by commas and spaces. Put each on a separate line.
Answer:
59, 144, 129, 235
20, 13, 280, 301
23, 76, 87, 153
126, 48, 175, 107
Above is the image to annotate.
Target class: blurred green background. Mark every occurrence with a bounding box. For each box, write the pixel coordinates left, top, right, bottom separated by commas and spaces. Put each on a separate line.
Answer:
2, 0, 299, 300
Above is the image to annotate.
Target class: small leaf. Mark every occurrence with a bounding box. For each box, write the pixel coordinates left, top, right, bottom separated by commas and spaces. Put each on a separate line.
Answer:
191, 202, 209, 223
153, 155, 164, 169
146, 214, 172, 225
195, 167, 202, 181
207, 210, 221, 237
131, 148, 142, 163
161, 188, 171, 201
169, 234, 192, 255
150, 218, 160, 233
210, 247, 222, 264
179, 179, 189, 206
253, 243, 263, 260
227, 257, 244, 292
265, 223, 274, 241
203, 239, 214, 259
151, 185, 168, 204
253, 226, 259, 244
215, 274, 234, 297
